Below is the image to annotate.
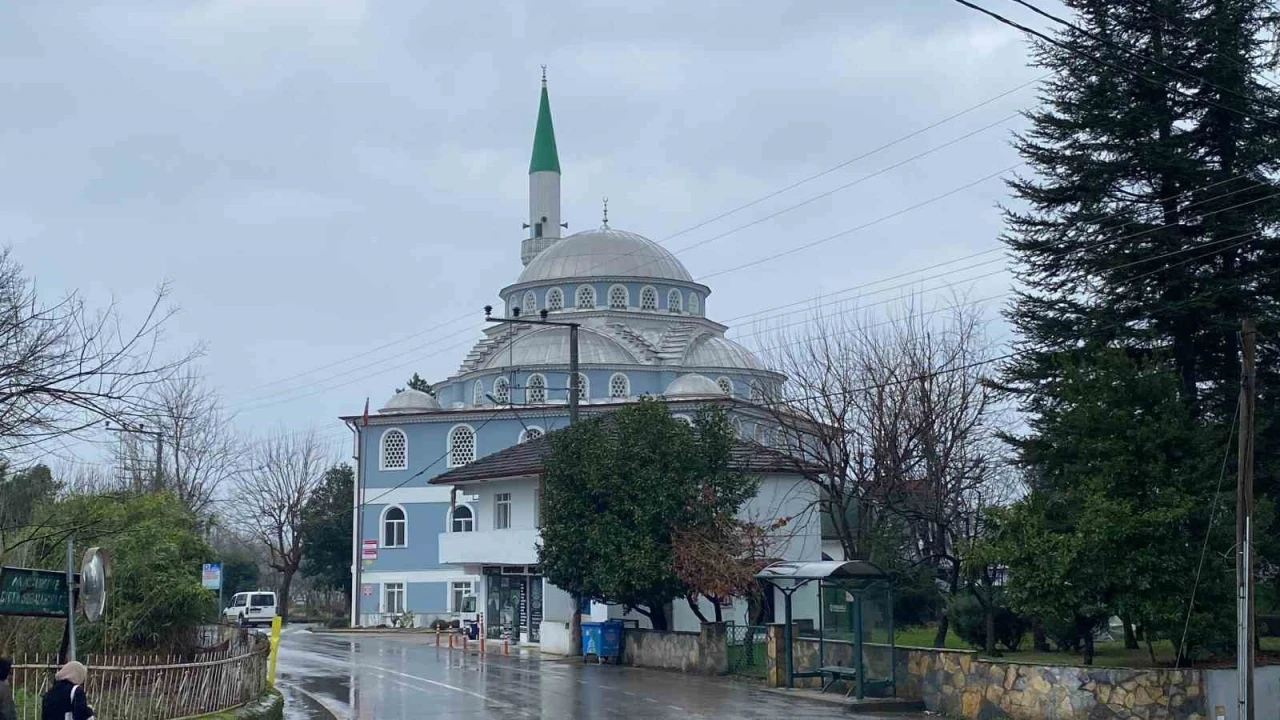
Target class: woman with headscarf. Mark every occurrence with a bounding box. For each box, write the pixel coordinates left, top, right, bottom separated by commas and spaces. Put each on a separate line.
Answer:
0, 657, 17, 720
40, 661, 94, 720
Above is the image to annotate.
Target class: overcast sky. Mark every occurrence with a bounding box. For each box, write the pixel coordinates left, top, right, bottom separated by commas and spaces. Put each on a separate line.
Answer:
0, 1, 1050, 465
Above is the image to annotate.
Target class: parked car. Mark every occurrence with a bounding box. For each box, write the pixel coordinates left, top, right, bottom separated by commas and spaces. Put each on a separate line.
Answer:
223, 591, 278, 627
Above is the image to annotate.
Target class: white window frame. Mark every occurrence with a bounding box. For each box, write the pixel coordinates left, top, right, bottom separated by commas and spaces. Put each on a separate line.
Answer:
546, 287, 564, 311
526, 373, 547, 404
607, 284, 629, 310
689, 292, 700, 315
473, 379, 485, 406
380, 504, 408, 548
447, 424, 477, 468
523, 291, 537, 314
449, 504, 474, 533
493, 376, 511, 404
449, 581, 475, 612
379, 428, 408, 471
568, 373, 589, 402
519, 426, 546, 443
382, 582, 406, 614
608, 372, 630, 399
494, 492, 512, 530
667, 288, 683, 313
575, 285, 596, 310
640, 285, 658, 311
716, 376, 734, 396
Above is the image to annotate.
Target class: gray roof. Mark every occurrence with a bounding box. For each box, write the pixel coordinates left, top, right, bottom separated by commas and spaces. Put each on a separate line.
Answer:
756, 560, 888, 582
429, 425, 825, 485
379, 389, 441, 413
663, 373, 726, 398
479, 326, 637, 369
683, 335, 762, 370
516, 227, 693, 284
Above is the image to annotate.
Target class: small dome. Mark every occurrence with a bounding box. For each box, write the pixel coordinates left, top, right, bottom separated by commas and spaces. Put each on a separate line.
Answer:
517, 228, 693, 284
664, 373, 726, 398
379, 389, 441, 413
480, 327, 636, 369
683, 335, 763, 370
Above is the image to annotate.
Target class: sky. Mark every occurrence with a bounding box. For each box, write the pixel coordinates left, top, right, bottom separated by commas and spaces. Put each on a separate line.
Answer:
0, 0, 1050, 466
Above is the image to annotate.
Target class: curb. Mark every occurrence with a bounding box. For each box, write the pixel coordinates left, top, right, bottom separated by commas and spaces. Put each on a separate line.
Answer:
188, 688, 284, 720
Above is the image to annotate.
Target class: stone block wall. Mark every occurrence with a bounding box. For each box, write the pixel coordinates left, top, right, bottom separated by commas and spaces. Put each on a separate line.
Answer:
621, 623, 728, 675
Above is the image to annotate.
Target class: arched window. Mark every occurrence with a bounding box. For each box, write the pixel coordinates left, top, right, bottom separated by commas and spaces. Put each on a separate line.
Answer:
608, 285, 629, 309
667, 289, 683, 313
526, 373, 546, 403
492, 376, 510, 404
689, 293, 700, 316
755, 424, 773, 446
448, 425, 476, 468
608, 373, 630, 399
568, 373, 589, 402
640, 286, 657, 310
750, 382, 763, 402
674, 414, 694, 427
519, 426, 545, 443
473, 380, 485, 406
523, 291, 537, 314
450, 505, 474, 533
546, 287, 564, 312
576, 285, 596, 309
380, 429, 407, 471
716, 376, 734, 396
381, 506, 407, 547
732, 416, 745, 439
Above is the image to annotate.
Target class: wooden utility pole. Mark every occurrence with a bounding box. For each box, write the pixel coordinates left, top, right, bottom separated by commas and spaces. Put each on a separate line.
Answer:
1236, 318, 1256, 720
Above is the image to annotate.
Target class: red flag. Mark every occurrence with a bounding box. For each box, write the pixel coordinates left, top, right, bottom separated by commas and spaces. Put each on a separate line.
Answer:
361, 397, 370, 427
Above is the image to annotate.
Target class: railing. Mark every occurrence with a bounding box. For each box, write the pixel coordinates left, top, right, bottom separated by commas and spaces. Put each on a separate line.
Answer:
9, 631, 270, 720
726, 623, 768, 678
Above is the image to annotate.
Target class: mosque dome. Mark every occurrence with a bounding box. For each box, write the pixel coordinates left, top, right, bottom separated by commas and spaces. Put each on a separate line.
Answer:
379, 389, 441, 413
480, 327, 636, 369
683, 335, 763, 370
663, 373, 727, 398
517, 228, 693, 284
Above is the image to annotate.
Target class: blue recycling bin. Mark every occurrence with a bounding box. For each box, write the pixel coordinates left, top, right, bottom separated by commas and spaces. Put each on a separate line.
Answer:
581, 620, 623, 663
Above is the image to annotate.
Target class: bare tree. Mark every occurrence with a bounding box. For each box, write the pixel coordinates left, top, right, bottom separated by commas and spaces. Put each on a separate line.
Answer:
0, 249, 195, 454
755, 295, 1010, 647
114, 370, 243, 517
239, 429, 330, 624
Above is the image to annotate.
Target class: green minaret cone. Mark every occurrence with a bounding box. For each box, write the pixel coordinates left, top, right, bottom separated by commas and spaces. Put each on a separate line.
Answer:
529, 83, 561, 174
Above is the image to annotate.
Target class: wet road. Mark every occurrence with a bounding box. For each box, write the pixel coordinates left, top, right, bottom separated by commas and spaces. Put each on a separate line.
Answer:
275, 627, 918, 719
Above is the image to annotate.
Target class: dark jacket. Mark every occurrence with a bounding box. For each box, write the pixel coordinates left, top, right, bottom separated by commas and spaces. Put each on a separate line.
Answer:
0, 679, 17, 720
41, 679, 95, 720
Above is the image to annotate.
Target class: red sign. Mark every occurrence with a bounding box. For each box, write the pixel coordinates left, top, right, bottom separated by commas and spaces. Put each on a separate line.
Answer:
361, 584, 373, 598
362, 539, 377, 560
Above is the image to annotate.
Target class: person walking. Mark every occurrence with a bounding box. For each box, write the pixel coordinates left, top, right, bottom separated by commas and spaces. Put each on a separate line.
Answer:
0, 657, 17, 720
41, 661, 94, 720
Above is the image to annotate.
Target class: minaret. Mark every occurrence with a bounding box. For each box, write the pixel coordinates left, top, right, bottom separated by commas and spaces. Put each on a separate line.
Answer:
522, 68, 563, 266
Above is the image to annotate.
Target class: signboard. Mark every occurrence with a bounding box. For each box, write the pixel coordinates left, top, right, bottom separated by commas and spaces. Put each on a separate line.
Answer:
0, 567, 70, 618
361, 539, 378, 561
361, 584, 373, 598
202, 563, 222, 590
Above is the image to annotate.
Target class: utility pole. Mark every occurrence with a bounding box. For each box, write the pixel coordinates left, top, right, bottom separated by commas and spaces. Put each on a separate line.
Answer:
1236, 318, 1256, 720
484, 304, 580, 653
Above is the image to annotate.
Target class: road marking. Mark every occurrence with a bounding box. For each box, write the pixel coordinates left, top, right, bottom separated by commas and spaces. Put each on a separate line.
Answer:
279, 681, 351, 720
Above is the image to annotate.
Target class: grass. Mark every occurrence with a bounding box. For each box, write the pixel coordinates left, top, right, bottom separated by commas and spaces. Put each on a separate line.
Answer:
891, 625, 1280, 668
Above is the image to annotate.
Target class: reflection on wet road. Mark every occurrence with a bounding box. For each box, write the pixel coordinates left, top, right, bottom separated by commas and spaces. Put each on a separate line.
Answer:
275, 627, 913, 719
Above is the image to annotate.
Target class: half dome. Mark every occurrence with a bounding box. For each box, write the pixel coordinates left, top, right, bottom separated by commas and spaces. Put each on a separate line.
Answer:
664, 373, 726, 398
379, 389, 441, 413
517, 228, 693, 284
683, 335, 763, 370
479, 327, 637, 369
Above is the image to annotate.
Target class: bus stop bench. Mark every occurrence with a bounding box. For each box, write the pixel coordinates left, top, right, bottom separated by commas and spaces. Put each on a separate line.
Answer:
819, 666, 860, 698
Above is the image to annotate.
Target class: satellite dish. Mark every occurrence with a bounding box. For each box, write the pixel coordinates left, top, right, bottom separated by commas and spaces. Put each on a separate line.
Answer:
79, 547, 109, 623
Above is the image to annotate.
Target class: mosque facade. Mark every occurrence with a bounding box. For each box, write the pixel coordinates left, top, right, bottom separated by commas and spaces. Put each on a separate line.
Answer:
343, 78, 820, 646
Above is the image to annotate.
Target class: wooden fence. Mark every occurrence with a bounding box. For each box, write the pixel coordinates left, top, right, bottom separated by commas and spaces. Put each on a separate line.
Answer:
9, 631, 270, 720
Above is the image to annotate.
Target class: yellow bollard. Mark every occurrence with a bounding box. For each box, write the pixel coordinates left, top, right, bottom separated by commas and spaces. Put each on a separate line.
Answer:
267, 616, 283, 687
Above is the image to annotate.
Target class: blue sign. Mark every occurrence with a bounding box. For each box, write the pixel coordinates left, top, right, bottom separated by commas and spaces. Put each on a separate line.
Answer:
202, 563, 222, 590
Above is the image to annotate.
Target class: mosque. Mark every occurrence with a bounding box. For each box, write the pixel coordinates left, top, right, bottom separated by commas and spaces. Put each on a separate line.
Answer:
343, 76, 822, 651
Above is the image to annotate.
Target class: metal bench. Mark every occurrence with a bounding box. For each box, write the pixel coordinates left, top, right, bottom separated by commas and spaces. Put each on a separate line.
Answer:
819, 666, 860, 698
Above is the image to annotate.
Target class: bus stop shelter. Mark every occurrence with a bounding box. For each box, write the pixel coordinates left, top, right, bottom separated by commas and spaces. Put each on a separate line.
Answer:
756, 560, 896, 698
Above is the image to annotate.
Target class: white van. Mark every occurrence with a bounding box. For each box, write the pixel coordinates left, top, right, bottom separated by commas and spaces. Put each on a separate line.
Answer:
223, 591, 278, 627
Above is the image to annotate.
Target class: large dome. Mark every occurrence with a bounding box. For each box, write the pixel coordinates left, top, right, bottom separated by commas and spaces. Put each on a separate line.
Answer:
517, 228, 693, 284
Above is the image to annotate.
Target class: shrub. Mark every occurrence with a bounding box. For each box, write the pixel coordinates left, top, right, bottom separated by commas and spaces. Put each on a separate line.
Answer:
947, 591, 1029, 651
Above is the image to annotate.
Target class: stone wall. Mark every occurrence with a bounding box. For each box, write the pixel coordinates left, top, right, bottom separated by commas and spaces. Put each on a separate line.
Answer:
770, 627, 1213, 720
622, 623, 728, 675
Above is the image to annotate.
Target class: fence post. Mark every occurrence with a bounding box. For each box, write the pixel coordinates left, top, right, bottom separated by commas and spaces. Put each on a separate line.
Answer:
267, 616, 283, 687
765, 624, 785, 687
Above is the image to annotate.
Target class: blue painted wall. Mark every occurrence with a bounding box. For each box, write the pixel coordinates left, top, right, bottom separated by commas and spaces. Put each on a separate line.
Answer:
358, 581, 447, 615
360, 502, 448, 573
501, 280, 706, 316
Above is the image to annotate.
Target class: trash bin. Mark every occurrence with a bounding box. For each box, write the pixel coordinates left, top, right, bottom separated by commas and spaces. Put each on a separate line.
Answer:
581, 620, 623, 663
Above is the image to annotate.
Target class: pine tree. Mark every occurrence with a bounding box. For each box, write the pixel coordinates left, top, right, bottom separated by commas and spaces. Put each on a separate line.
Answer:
1000, 0, 1280, 651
